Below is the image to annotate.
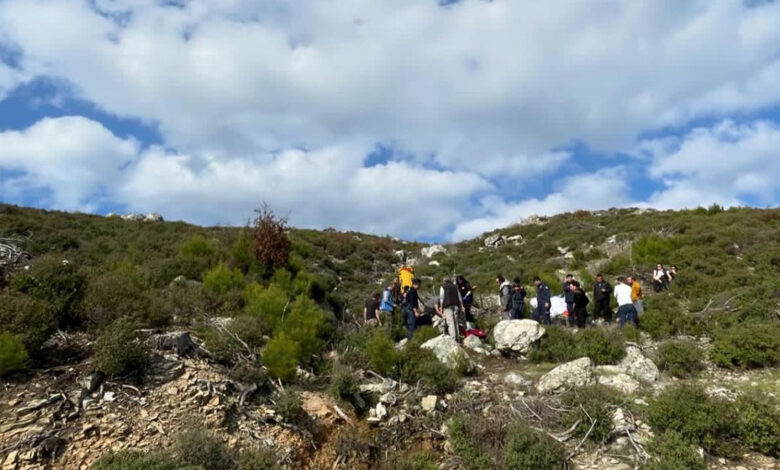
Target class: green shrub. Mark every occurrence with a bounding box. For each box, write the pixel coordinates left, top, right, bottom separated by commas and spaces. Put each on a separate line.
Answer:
180, 233, 216, 258
174, 425, 235, 470
0, 332, 28, 376
203, 263, 245, 296
159, 283, 210, 324
575, 328, 625, 365
81, 269, 153, 328
710, 322, 780, 369
237, 447, 280, 470
380, 453, 438, 470
656, 340, 704, 378
93, 318, 148, 378
0, 293, 56, 352
407, 326, 440, 349
328, 363, 362, 410
528, 325, 577, 363
366, 329, 399, 376
564, 386, 620, 444
91, 450, 198, 470
733, 393, 780, 457
643, 431, 706, 470
229, 315, 266, 349
502, 424, 566, 470
646, 384, 736, 456
447, 416, 495, 470
273, 389, 306, 426
262, 333, 300, 382
399, 347, 458, 394
279, 295, 334, 363
228, 362, 270, 391
243, 283, 288, 335
9, 255, 85, 327
632, 235, 681, 265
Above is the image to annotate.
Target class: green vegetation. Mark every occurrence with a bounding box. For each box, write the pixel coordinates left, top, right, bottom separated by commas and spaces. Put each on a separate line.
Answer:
93, 317, 148, 378
529, 325, 625, 365
0, 331, 28, 376
563, 385, 621, 444
174, 425, 235, 470
642, 431, 706, 470
710, 322, 780, 369
656, 340, 705, 378
91, 451, 199, 470
501, 424, 566, 470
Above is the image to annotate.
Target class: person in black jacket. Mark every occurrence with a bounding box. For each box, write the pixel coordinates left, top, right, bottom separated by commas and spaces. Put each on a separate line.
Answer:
510, 277, 526, 319
571, 281, 590, 328
592, 273, 613, 323
402, 279, 422, 340
456, 275, 475, 324
532, 277, 551, 325
562, 274, 575, 318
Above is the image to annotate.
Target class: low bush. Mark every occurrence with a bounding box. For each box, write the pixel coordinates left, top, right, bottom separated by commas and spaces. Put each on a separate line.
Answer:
174, 425, 235, 470
236, 447, 280, 470
447, 416, 496, 470
9, 255, 85, 327
646, 384, 736, 456
243, 283, 288, 335
0, 332, 28, 376
379, 453, 438, 470
180, 233, 217, 259
93, 318, 148, 378
408, 326, 441, 348
273, 389, 313, 432
656, 340, 704, 378
328, 363, 363, 411
81, 270, 154, 328
365, 329, 399, 376
91, 450, 198, 470
203, 263, 245, 296
710, 322, 780, 369
228, 362, 270, 390
563, 385, 620, 444
733, 393, 780, 457
575, 327, 625, 365
502, 424, 566, 470
399, 347, 459, 395
262, 333, 301, 382
527, 325, 577, 363
0, 292, 56, 352
643, 430, 706, 470
229, 315, 266, 349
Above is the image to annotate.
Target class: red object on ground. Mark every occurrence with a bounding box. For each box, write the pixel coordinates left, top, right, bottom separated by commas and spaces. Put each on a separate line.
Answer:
464, 328, 487, 338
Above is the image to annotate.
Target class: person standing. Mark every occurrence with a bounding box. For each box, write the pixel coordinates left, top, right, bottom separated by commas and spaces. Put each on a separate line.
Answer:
364, 293, 381, 327
403, 279, 422, 340
438, 278, 464, 342
532, 277, 552, 325
592, 273, 613, 323
652, 264, 669, 292
562, 274, 576, 318
391, 278, 402, 307
510, 278, 526, 320
380, 283, 395, 320
496, 274, 513, 319
456, 275, 475, 326
614, 277, 638, 328
570, 281, 590, 328
668, 265, 677, 283
628, 275, 644, 316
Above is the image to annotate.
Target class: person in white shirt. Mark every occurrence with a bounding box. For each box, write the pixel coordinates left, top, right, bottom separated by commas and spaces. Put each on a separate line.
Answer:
653, 264, 669, 292
614, 277, 638, 328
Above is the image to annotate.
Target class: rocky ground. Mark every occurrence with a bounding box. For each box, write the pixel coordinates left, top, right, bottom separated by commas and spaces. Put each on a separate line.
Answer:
1, 322, 778, 470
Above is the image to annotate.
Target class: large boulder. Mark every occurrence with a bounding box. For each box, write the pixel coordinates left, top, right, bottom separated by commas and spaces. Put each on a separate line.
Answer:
421, 245, 447, 258
618, 345, 659, 382
492, 320, 545, 354
537, 357, 594, 394
484, 234, 505, 248
421, 335, 473, 371
595, 365, 641, 394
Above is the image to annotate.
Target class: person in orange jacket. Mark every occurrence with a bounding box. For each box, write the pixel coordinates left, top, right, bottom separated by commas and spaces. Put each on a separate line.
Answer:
627, 275, 644, 316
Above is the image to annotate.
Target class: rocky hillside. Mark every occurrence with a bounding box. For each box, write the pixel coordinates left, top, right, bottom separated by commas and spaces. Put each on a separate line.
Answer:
0, 204, 778, 470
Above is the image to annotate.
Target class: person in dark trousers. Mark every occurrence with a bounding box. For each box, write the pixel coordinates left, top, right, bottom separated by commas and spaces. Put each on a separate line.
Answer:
438, 278, 465, 342
532, 277, 551, 325
592, 273, 613, 323
456, 275, 475, 324
570, 281, 589, 328
562, 274, 575, 318
510, 277, 526, 319
392, 278, 402, 307
614, 276, 638, 328
403, 279, 422, 340
496, 274, 513, 319
364, 292, 381, 327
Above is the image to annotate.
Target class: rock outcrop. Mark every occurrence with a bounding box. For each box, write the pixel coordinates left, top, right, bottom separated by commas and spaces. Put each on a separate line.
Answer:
420, 335, 473, 372
492, 320, 545, 354
537, 357, 594, 394
618, 345, 659, 382
484, 234, 505, 248
420, 245, 447, 258
594, 366, 641, 394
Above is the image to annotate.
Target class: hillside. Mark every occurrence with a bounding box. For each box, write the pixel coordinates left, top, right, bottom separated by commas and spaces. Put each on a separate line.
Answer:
0, 203, 779, 470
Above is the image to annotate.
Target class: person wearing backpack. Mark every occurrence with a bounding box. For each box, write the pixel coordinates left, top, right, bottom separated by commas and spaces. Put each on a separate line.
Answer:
592, 273, 613, 323
496, 274, 513, 319
532, 277, 552, 325
380, 283, 395, 320
437, 278, 465, 342
509, 278, 526, 319
570, 281, 590, 328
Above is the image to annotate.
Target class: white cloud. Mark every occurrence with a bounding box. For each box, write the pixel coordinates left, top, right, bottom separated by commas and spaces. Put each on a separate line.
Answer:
450, 168, 632, 241
643, 120, 780, 209
0, 116, 138, 210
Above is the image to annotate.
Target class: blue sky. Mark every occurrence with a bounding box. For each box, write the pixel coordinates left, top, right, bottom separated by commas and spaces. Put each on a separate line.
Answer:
1, 0, 780, 242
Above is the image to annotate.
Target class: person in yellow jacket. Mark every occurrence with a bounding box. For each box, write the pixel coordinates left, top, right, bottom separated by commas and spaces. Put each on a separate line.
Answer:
398, 266, 414, 290
628, 275, 644, 316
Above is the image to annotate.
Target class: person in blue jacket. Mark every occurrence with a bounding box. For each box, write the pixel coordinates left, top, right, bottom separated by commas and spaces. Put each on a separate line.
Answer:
533, 276, 552, 325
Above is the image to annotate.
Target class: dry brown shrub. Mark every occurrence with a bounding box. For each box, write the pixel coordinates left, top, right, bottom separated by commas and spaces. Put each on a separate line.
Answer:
252, 205, 291, 270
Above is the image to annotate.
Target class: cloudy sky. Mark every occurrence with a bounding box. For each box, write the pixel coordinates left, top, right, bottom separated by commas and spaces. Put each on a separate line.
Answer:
1, 0, 779, 241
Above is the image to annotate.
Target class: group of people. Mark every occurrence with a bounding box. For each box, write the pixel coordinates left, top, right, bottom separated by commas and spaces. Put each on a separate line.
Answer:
363, 262, 677, 342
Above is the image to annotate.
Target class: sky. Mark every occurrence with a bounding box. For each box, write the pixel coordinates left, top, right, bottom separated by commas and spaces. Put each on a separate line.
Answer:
0, 0, 779, 242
